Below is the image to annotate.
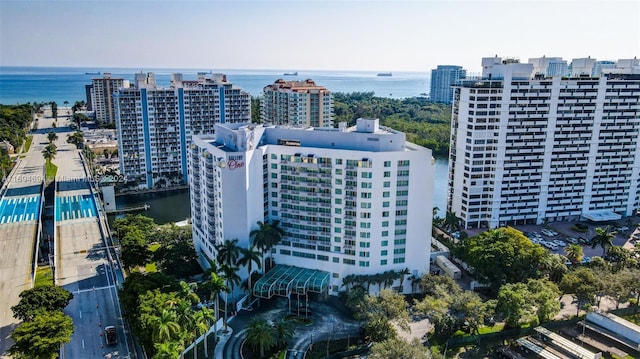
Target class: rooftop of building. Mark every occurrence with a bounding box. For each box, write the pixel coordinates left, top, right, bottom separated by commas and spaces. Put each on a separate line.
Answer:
196, 118, 429, 154
265, 79, 329, 92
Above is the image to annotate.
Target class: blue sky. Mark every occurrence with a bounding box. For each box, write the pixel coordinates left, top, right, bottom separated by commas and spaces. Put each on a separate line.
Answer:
1, 0, 638, 72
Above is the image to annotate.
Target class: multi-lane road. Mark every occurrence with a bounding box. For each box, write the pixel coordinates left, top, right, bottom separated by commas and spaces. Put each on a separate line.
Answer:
0, 116, 50, 358
0, 110, 130, 358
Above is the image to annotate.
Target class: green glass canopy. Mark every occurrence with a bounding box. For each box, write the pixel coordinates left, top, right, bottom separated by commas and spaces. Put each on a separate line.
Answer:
253, 264, 330, 299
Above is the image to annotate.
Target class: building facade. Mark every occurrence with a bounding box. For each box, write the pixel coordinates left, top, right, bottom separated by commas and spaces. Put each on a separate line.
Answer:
91, 73, 129, 124
115, 72, 251, 189
261, 79, 333, 127
430, 65, 467, 104
447, 56, 640, 229
189, 119, 433, 295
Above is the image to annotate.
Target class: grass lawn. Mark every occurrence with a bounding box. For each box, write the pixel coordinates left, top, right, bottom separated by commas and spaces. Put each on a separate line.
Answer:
477, 323, 505, 335
45, 160, 58, 181
34, 266, 53, 287
24, 135, 33, 153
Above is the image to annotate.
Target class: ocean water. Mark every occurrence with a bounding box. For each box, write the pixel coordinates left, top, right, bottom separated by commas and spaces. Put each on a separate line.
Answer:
0, 66, 430, 105
0, 66, 448, 215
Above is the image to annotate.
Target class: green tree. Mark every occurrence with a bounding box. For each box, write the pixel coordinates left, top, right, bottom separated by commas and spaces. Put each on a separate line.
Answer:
250, 220, 285, 272
47, 131, 58, 144
540, 253, 569, 283
200, 271, 227, 324
11, 285, 73, 322
151, 309, 181, 343
496, 282, 534, 328
356, 289, 410, 341
273, 320, 294, 347
591, 226, 617, 256
369, 337, 432, 359
41, 143, 57, 163
66, 131, 84, 149
120, 226, 151, 269
50, 101, 57, 119
153, 341, 183, 359
560, 267, 600, 315
220, 264, 241, 332
245, 317, 276, 358
564, 244, 584, 265
237, 244, 262, 300
441, 211, 463, 233
9, 311, 74, 359
215, 238, 241, 268
527, 278, 561, 324
457, 227, 548, 292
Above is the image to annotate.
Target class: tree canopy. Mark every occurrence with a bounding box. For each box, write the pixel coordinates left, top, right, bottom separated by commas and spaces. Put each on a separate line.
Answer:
455, 227, 548, 291
9, 311, 74, 359
332, 92, 452, 157
369, 337, 432, 359
11, 285, 73, 322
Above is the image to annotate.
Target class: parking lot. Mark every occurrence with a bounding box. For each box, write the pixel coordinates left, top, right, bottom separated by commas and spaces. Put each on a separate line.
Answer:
464, 218, 638, 260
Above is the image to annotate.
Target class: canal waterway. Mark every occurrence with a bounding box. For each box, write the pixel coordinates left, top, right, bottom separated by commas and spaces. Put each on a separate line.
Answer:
107, 158, 449, 226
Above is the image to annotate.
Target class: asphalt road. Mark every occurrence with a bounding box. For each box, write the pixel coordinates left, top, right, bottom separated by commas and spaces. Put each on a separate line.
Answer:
0, 115, 53, 358
52, 114, 131, 359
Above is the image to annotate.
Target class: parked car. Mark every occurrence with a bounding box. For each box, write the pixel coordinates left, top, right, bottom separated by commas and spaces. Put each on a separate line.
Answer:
567, 237, 580, 244
581, 256, 592, 264
617, 226, 629, 231
553, 239, 565, 246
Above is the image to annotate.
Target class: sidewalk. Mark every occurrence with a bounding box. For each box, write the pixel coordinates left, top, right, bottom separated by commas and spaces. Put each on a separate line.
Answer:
214, 326, 234, 359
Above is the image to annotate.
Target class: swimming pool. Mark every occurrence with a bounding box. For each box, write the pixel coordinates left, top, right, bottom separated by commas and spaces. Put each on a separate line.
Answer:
55, 194, 99, 221
0, 195, 41, 224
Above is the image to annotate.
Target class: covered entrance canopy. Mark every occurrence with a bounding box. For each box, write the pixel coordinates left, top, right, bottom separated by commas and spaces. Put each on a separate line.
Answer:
582, 210, 622, 222
253, 264, 330, 299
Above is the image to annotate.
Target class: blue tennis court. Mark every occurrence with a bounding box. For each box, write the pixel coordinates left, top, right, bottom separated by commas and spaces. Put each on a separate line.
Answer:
55, 194, 98, 221
0, 195, 41, 224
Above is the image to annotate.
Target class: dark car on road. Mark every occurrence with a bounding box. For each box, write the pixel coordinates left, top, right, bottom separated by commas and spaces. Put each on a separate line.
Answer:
105, 326, 117, 346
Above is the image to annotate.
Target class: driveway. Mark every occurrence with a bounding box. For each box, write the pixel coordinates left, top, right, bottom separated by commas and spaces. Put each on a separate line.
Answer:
223, 296, 362, 359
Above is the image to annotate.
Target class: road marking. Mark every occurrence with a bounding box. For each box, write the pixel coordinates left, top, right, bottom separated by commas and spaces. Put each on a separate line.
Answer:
75, 285, 114, 294
82, 339, 85, 349
79, 310, 82, 319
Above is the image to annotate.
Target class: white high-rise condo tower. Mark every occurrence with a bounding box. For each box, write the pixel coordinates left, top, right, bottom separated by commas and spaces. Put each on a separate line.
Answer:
189, 119, 433, 295
448, 56, 640, 229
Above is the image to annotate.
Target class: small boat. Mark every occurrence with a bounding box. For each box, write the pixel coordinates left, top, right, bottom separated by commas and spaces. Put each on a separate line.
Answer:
377, 72, 392, 77
85, 72, 101, 75
283, 72, 298, 76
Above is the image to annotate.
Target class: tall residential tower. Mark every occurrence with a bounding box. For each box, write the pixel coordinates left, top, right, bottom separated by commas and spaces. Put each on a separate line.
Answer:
189, 119, 433, 295
430, 65, 467, 104
447, 56, 640, 229
115, 72, 251, 189
91, 73, 129, 124
261, 79, 333, 127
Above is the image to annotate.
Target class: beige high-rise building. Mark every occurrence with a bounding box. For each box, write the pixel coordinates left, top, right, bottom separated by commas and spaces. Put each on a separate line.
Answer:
91, 73, 129, 124
262, 79, 333, 127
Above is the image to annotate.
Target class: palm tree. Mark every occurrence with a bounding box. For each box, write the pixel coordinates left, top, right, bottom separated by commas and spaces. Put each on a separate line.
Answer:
591, 226, 617, 256
41, 143, 57, 162
215, 238, 241, 268
237, 244, 262, 301
245, 318, 276, 358
442, 211, 463, 233
153, 341, 183, 359
273, 320, 294, 347
202, 271, 227, 327
47, 131, 58, 144
151, 309, 181, 343
398, 268, 411, 292
250, 220, 285, 272
221, 264, 241, 332
564, 244, 584, 265
178, 280, 200, 305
